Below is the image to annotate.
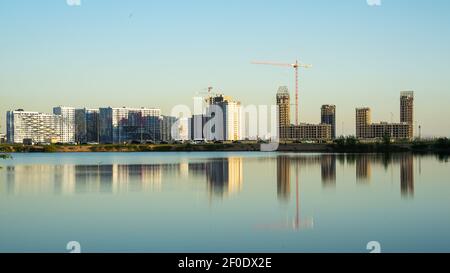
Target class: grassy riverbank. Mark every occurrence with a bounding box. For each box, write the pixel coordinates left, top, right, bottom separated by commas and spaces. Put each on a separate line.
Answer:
1, 138, 450, 154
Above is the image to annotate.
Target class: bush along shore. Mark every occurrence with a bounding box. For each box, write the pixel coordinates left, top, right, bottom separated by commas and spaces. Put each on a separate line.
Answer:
0, 137, 450, 154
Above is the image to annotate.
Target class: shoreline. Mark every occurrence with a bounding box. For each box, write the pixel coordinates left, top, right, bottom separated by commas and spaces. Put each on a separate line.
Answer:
1, 143, 450, 154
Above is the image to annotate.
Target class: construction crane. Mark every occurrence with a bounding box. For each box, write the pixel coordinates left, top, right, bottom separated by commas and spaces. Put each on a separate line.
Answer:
252, 60, 312, 126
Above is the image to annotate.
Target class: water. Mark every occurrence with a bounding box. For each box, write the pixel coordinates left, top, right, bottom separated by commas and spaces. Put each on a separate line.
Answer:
0, 152, 449, 253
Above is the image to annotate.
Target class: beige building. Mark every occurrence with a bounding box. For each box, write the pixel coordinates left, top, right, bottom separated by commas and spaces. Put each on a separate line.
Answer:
281, 123, 332, 140
276, 86, 332, 141
205, 94, 241, 141
276, 86, 290, 139
400, 91, 414, 138
356, 92, 414, 140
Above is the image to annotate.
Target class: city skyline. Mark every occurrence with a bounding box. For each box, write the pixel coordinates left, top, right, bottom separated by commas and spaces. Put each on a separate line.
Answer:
1, 1, 450, 137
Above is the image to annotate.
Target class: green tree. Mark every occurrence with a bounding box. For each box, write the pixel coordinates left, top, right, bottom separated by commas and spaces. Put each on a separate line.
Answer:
334, 136, 346, 146
435, 137, 450, 148
382, 132, 391, 145
345, 136, 358, 146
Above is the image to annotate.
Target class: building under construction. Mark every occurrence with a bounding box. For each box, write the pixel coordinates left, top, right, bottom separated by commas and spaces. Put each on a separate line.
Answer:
276, 86, 332, 141
356, 91, 414, 140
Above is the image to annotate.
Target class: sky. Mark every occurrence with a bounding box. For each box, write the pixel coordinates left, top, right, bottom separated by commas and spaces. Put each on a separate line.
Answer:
0, 0, 449, 136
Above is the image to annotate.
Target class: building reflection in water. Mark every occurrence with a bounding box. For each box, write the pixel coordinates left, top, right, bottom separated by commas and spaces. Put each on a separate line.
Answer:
356, 155, 372, 182
4, 164, 166, 195
189, 157, 243, 198
276, 156, 291, 202
273, 155, 314, 231
400, 154, 414, 198
353, 153, 414, 197
321, 155, 336, 187
2, 154, 415, 199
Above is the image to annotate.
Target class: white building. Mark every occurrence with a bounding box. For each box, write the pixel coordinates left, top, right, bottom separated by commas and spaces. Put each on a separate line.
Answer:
99, 107, 161, 143
205, 95, 241, 141
53, 106, 76, 143
6, 110, 62, 144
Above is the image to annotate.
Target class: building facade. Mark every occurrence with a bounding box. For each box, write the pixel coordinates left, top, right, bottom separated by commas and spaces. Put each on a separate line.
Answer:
75, 108, 99, 143
160, 115, 177, 142
276, 86, 290, 126
281, 123, 332, 140
400, 91, 414, 138
205, 95, 241, 141
276, 86, 291, 140
99, 107, 161, 144
6, 110, 62, 144
356, 92, 414, 140
356, 107, 372, 138
53, 106, 76, 143
321, 105, 336, 139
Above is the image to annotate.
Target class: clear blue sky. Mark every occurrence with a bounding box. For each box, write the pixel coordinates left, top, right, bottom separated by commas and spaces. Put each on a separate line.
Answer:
1, 0, 449, 136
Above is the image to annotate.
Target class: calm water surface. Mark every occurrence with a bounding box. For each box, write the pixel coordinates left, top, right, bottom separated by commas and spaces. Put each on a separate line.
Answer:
0, 152, 449, 253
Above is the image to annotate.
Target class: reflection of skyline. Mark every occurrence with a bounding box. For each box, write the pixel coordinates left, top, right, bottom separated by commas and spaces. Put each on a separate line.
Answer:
1, 154, 416, 199
321, 155, 336, 187
2, 157, 244, 198
356, 155, 372, 182
189, 157, 243, 198
400, 154, 414, 198
276, 155, 337, 200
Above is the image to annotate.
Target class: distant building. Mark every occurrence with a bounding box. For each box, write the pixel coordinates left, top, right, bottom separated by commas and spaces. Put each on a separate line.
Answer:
0, 133, 6, 144
6, 109, 62, 144
400, 91, 414, 138
321, 105, 336, 139
99, 107, 161, 144
53, 106, 76, 143
75, 108, 99, 143
189, 114, 209, 141
281, 123, 332, 140
356, 107, 372, 138
205, 94, 241, 141
276, 86, 291, 139
160, 115, 177, 142
356, 92, 414, 140
276, 87, 331, 141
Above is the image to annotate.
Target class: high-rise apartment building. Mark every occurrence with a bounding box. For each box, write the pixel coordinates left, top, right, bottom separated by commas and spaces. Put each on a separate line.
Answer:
53, 106, 76, 143
321, 105, 336, 139
75, 108, 99, 143
6, 110, 62, 144
160, 115, 177, 142
356, 92, 414, 140
400, 91, 414, 138
99, 107, 161, 144
276, 86, 291, 140
356, 107, 371, 138
205, 95, 241, 141
276, 86, 290, 127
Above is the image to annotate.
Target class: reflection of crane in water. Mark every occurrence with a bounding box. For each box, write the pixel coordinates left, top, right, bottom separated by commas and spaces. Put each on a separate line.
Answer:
292, 161, 314, 230
256, 156, 313, 231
